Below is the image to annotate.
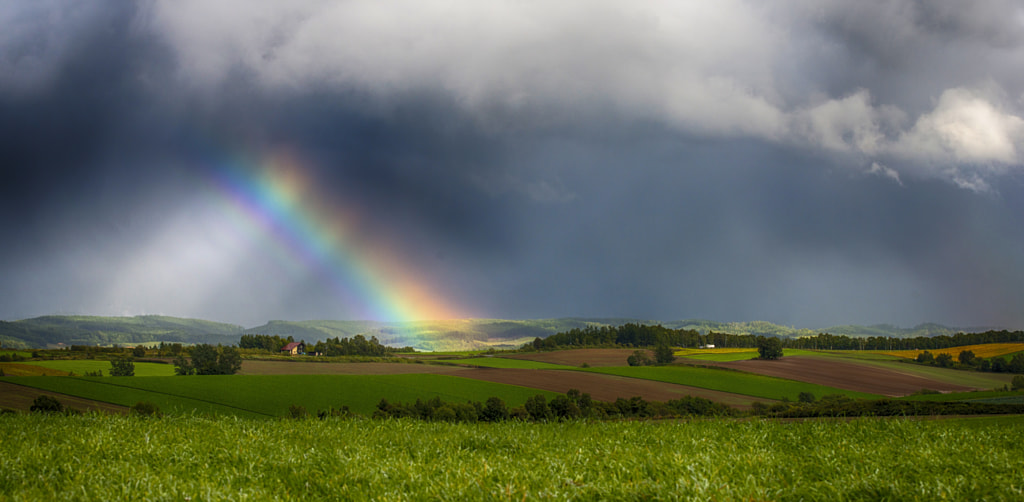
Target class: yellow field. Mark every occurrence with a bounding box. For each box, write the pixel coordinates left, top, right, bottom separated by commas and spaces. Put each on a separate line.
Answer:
673, 347, 757, 357
0, 363, 69, 376
882, 343, 1024, 360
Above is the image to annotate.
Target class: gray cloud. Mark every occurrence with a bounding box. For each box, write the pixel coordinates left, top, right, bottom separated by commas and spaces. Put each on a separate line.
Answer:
1, 1, 1024, 328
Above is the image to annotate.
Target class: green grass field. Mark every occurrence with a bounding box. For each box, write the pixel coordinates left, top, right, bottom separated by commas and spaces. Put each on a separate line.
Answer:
434, 357, 571, 369
3, 374, 561, 417
677, 348, 838, 362
581, 365, 881, 401
1, 415, 1021, 500
14, 360, 176, 377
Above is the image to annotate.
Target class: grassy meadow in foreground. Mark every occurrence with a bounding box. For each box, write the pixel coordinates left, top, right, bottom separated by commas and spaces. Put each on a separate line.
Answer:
0, 415, 1021, 501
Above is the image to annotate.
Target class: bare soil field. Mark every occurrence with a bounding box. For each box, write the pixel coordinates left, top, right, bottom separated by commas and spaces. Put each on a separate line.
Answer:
708, 356, 976, 396
0, 381, 127, 414
239, 360, 471, 376
455, 368, 760, 409
503, 349, 649, 367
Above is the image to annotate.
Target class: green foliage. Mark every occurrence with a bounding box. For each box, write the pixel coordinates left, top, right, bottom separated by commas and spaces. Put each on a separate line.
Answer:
29, 395, 62, 413
757, 336, 783, 360
130, 401, 161, 417
131, 345, 146, 357
109, 357, 135, 377
288, 404, 308, 419
654, 344, 676, 364
798, 391, 816, 403
182, 344, 242, 375
917, 350, 935, 364
1012, 375, 1024, 391
172, 355, 194, 375
958, 350, 976, 365
433, 357, 568, 369
239, 334, 294, 352
935, 353, 954, 368
626, 350, 653, 366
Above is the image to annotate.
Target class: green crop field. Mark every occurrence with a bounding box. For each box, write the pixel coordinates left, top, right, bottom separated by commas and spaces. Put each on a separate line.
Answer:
14, 360, 176, 377
581, 365, 880, 401
900, 390, 1024, 403
1, 414, 1021, 500
434, 357, 570, 369
4, 374, 561, 417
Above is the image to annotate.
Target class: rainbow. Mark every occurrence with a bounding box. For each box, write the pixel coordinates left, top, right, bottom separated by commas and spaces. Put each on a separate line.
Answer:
205, 150, 463, 322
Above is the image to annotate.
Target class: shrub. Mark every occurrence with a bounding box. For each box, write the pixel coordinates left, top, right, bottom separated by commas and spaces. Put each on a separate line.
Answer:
1012, 375, 1024, 391
798, 392, 816, 403
30, 395, 63, 413
935, 353, 954, 368
916, 351, 934, 364
130, 401, 161, 417
288, 404, 308, 419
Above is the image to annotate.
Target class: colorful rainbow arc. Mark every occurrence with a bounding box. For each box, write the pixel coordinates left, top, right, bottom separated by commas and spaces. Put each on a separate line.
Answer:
207, 152, 462, 322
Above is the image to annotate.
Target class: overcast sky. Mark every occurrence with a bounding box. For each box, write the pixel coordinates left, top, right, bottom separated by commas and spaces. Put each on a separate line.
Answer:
2, 1, 1024, 329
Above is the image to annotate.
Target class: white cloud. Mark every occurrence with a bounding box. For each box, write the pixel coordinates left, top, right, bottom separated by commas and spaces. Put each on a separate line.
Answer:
867, 162, 902, 185
135, 1, 1024, 189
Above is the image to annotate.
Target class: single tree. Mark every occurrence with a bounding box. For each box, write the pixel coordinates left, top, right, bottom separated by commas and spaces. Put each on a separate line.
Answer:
172, 355, 195, 375
109, 357, 135, 377
958, 350, 976, 366
132, 345, 146, 358
524, 394, 550, 421
1012, 375, 1024, 391
798, 392, 816, 403
481, 397, 509, 422
916, 351, 934, 364
757, 337, 783, 360
654, 344, 676, 365
935, 353, 954, 368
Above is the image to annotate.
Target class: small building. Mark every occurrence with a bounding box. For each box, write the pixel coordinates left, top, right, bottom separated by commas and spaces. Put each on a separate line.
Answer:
700, 344, 715, 349
281, 342, 305, 355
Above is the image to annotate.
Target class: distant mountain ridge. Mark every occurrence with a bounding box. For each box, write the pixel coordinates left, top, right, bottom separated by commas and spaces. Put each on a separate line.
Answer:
0, 315, 995, 351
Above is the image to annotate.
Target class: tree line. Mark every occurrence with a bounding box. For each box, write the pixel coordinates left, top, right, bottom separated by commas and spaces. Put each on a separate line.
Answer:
239, 333, 413, 356
531, 323, 1024, 352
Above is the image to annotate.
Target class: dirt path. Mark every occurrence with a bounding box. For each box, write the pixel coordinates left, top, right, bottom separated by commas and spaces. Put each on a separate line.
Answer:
707, 356, 976, 396
0, 380, 128, 414
454, 368, 760, 409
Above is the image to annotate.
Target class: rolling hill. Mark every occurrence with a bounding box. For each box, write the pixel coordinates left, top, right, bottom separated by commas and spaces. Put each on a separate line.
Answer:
0, 315, 989, 351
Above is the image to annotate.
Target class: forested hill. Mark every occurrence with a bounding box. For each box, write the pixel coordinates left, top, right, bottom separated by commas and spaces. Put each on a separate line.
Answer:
0, 315, 990, 350
0, 316, 245, 349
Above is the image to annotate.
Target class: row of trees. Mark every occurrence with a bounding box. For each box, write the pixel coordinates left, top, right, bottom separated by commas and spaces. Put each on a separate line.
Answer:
532, 324, 1024, 354
753, 393, 1024, 418
238, 334, 296, 352
368, 390, 735, 422
915, 350, 1024, 373
532, 324, 765, 350
786, 330, 1024, 351
310, 335, 413, 357
172, 344, 242, 375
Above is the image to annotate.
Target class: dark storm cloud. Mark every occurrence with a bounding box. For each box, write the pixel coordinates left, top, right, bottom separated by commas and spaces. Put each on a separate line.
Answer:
1, 1, 1023, 328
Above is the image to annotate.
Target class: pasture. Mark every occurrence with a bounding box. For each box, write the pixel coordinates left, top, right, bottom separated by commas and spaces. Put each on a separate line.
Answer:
13, 360, 176, 377
1, 415, 1021, 500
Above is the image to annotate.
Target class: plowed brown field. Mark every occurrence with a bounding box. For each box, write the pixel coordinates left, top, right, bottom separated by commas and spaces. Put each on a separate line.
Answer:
504, 349, 649, 367
0, 381, 128, 414
708, 356, 976, 396
455, 368, 760, 409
